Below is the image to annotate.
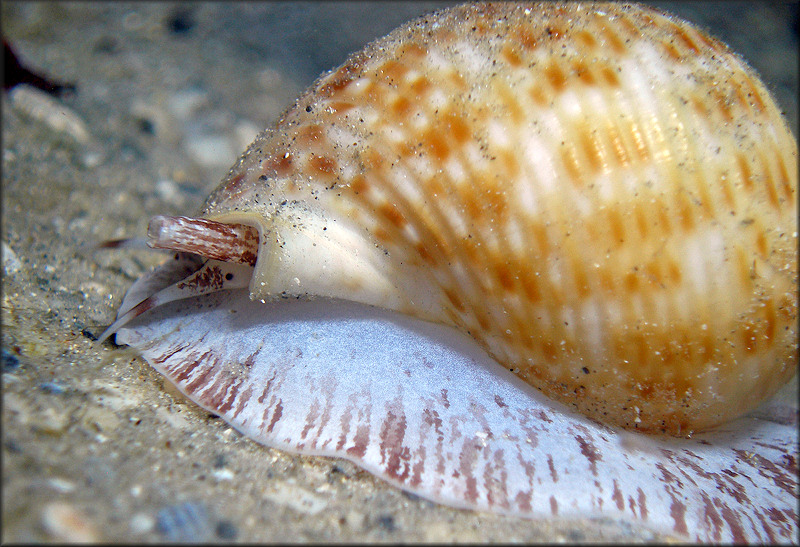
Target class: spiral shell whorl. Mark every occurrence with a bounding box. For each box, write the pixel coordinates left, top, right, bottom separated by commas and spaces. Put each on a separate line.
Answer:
204, 2, 798, 434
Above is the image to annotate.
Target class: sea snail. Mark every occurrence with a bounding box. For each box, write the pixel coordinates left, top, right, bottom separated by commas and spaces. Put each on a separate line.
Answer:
101, 2, 798, 540
105, 1, 797, 433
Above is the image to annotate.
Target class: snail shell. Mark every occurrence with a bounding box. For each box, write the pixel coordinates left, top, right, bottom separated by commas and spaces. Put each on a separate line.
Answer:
183, 1, 798, 435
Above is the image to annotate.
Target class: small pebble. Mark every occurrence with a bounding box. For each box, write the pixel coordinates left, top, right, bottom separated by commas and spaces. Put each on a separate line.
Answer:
121, 11, 143, 31
212, 468, 234, 481
568, 529, 587, 542
81, 149, 103, 168
376, 514, 397, 532
5, 438, 22, 453
262, 482, 328, 515
156, 501, 213, 542
422, 520, 459, 542
341, 509, 365, 529
2, 347, 21, 371
257, 67, 284, 89
167, 9, 195, 35
10, 84, 90, 144
33, 407, 70, 434
47, 477, 76, 493
233, 120, 261, 152
137, 117, 155, 135
41, 502, 100, 542
184, 134, 235, 170
154, 406, 193, 432
90, 379, 145, 411
129, 513, 155, 535
2, 241, 22, 275
81, 405, 122, 433
215, 519, 238, 540
154, 179, 185, 206
167, 88, 208, 121
39, 381, 66, 395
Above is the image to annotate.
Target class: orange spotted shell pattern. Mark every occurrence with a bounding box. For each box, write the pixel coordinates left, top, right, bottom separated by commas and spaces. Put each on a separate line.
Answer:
199, 2, 798, 435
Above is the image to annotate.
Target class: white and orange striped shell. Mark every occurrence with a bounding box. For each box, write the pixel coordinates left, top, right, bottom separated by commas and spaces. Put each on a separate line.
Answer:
194, 1, 797, 435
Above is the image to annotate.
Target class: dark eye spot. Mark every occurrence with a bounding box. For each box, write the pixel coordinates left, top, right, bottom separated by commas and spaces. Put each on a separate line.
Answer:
225, 273, 234, 281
